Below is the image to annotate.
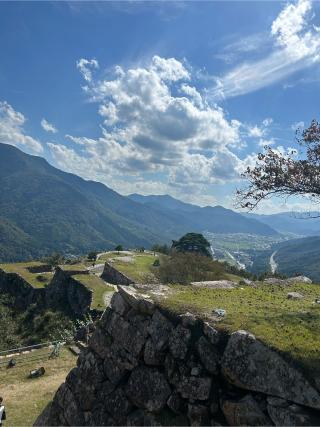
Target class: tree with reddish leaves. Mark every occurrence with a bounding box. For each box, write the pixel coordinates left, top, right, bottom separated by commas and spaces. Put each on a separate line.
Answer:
237, 120, 320, 213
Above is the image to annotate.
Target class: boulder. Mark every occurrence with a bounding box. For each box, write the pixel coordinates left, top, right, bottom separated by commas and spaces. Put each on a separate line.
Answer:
66, 367, 97, 411
126, 366, 171, 412
188, 403, 210, 426
148, 310, 174, 351
118, 285, 155, 314
267, 396, 320, 426
88, 327, 112, 359
221, 394, 271, 426
287, 276, 312, 284
126, 409, 161, 426
77, 350, 105, 387
169, 325, 191, 360
287, 292, 304, 300
110, 291, 131, 316
221, 330, 320, 409
104, 387, 133, 423
179, 312, 198, 327
177, 376, 212, 401
167, 391, 187, 414
144, 339, 166, 366
105, 310, 149, 357
202, 322, 220, 345
33, 402, 60, 426
103, 341, 139, 384
54, 383, 85, 426
196, 336, 220, 375
191, 280, 236, 289
90, 403, 115, 426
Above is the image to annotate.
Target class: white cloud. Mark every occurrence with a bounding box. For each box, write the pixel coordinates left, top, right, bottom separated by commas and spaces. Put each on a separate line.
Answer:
76, 58, 99, 82
262, 118, 273, 127
214, 33, 267, 64
0, 101, 43, 153
48, 56, 254, 199
211, 0, 320, 100
41, 118, 58, 133
247, 117, 273, 139
248, 125, 264, 138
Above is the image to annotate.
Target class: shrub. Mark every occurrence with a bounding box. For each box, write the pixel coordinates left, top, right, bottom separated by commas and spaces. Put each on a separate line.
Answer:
155, 252, 225, 284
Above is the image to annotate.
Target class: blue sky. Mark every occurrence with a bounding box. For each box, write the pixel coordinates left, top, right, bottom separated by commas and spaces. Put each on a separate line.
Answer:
1, 0, 320, 212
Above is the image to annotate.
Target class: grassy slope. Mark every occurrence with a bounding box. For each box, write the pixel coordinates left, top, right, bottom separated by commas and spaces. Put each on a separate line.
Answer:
159, 282, 320, 378
73, 274, 114, 310
100, 252, 158, 283
60, 263, 88, 272
0, 262, 53, 288
0, 347, 76, 426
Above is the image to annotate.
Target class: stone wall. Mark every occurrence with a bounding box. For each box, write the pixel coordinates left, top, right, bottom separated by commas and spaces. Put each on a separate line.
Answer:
0, 267, 93, 316
101, 262, 134, 286
0, 268, 45, 309
45, 267, 93, 316
35, 286, 320, 426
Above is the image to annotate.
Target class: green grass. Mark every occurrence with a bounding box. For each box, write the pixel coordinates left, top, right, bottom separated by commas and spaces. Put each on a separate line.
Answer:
0, 262, 53, 288
159, 282, 320, 378
73, 274, 114, 310
100, 252, 159, 283
0, 347, 77, 426
98, 251, 130, 262
60, 263, 88, 272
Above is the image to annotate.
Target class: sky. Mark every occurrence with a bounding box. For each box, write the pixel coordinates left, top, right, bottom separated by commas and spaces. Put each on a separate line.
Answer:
1, 0, 320, 213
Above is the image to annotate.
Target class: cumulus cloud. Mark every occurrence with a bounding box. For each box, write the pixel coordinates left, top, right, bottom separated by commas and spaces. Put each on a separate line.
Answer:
0, 101, 43, 153
48, 56, 253, 200
41, 118, 57, 133
211, 0, 320, 100
76, 58, 99, 82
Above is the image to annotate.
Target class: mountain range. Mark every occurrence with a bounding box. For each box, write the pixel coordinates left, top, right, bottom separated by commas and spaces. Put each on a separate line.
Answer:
0, 143, 277, 262
245, 212, 320, 236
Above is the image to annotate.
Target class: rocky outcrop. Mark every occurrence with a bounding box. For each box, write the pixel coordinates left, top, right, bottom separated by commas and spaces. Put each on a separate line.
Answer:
34, 287, 320, 426
45, 267, 93, 316
0, 268, 45, 309
101, 262, 134, 286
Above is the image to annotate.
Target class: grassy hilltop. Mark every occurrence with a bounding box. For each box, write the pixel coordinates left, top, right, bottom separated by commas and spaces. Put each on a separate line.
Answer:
158, 280, 320, 380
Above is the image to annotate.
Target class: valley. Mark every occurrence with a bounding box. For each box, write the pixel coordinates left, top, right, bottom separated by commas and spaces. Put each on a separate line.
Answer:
205, 232, 291, 271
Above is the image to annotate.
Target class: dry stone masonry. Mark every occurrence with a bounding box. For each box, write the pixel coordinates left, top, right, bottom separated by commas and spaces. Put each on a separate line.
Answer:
0, 266, 93, 316
35, 285, 320, 426
101, 262, 135, 286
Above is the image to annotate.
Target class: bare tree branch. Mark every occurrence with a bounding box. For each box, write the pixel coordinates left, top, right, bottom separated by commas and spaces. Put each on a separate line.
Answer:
236, 120, 320, 213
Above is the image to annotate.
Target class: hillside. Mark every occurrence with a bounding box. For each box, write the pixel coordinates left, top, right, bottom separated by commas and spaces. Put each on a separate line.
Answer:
245, 212, 320, 236
0, 144, 278, 262
0, 144, 187, 261
250, 235, 320, 281
129, 194, 278, 236
272, 236, 320, 281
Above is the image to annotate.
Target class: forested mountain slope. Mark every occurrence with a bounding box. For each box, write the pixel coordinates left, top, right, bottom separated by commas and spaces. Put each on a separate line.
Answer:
0, 143, 278, 262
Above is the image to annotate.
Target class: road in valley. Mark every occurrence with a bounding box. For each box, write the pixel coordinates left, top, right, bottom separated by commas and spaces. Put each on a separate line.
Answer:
270, 250, 278, 273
